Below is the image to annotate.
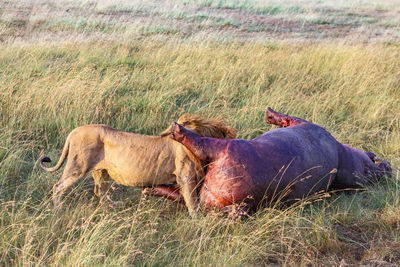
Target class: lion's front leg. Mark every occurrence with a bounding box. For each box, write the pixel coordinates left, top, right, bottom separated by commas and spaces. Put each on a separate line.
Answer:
92, 169, 109, 199
175, 161, 201, 217
92, 169, 123, 207
178, 179, 199, 217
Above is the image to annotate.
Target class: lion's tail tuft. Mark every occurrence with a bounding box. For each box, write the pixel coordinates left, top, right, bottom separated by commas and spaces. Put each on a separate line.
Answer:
39, 135, 71, 172
41, 156, 51, 163
40, 156, 53, 170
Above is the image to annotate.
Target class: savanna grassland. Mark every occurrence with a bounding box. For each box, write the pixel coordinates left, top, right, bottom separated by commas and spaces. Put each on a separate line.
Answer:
1, 0, 400, 266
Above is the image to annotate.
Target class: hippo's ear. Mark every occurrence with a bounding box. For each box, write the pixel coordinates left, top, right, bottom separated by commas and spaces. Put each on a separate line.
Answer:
171, 122, 182, 133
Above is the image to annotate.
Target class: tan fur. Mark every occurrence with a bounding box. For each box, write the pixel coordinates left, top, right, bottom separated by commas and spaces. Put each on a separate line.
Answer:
40, 114, 236, 215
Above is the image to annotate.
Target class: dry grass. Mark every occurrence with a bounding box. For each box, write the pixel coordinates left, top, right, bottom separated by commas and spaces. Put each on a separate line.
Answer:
1, 0, 400, 266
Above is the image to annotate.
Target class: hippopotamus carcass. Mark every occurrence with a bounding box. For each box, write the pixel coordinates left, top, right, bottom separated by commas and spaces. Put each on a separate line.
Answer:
145, 108, 391, 216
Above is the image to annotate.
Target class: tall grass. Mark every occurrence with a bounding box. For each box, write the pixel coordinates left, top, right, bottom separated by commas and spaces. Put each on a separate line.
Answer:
1, 40, 399, 265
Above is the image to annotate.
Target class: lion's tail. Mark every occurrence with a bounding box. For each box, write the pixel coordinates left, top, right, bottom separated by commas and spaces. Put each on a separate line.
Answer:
40, 134, 71, 172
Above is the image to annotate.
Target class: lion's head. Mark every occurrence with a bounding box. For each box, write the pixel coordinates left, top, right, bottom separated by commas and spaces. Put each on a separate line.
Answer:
160, 114, 236, 139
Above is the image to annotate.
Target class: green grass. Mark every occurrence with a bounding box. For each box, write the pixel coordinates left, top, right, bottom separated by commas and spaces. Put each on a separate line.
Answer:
1, 0, 400, 43
1, 0, 400, 265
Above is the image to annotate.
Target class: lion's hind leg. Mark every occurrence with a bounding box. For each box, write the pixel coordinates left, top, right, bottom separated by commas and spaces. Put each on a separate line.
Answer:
52, 146, 97, 209
52, 165, 88, 210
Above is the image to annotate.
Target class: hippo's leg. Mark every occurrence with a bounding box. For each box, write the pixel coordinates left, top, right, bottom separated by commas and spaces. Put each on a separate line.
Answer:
142, 185, 184, 203
265, 107, 306, 128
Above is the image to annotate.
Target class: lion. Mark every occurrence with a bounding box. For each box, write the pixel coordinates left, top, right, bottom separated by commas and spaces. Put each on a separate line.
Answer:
40, 114, 236, 216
